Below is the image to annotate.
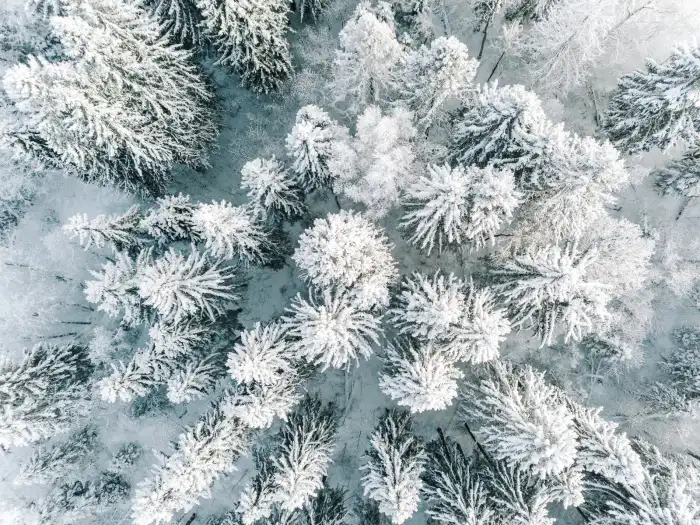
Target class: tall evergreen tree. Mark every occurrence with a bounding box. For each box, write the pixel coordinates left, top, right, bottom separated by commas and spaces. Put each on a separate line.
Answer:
132, 395, 250, 525
490, 243, 611, 346
401, 164, 521, 253
379, 339, 463, 413
137, 248, 240, 322
389, 272, 510, 364
422, 430, 495, 525
293, 211, 398, 310
301, 485, 346, 525
141, 0, 203, 48
604, 41, 700, 154
39, 471, 131, 524
241, 157, 306, 221
2, 0, 218, 194
449, 83, 554, 190
283, 290, 383, 371
361, 409, 426, 525
197, 0, 293, 93
332, 2, 404, 112
655, 147, 700, 197
285, 105, 350, 191
271, 396, 338, 511
460, 360, 578, 480
399, 37, 479, 130
17, 426, 99, 484
505, 0, 559, 21
0, 343, 92, 448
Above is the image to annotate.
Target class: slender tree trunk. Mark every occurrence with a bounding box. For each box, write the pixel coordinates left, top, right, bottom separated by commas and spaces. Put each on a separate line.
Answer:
588, 81, 603, 127
3, 261, 73, 282
333, 193, 342, 211
342, 363, 355, 422
687, 450, 700, 463
477, 18, 491, 60
69, 303, 95, 312
37, 332, 78, 339
60, 320, 92, 325
440, 0, 451, 35
677, 197, 693, 220
487, 51, 506, 82
463, 421, 496, 469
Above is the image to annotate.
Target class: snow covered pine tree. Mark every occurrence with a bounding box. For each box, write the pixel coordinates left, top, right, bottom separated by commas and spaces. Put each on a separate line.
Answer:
361, 408, 426, 524
197, 0, 293, 93
605, 41, 700, 154
2, 0, 218, 194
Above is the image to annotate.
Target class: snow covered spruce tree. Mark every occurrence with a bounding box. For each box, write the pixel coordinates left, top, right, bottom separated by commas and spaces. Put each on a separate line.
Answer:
139, 194, 199, 242
283, 289, 383, 371
226, 378, 303, 429
392, 0, 433, 44
401, 164, 521, 253
2, 0, 218, 194
490, 242, 611, 346
270, 395, 339, 512
285, 105, 350, 192
0, 342, 92, 448
191, 200, 275, 266
63, 205, 143, 251
92, 247, 234, 326
227, 322, 296, 387
39, 471, 131, 525
566, 401, 644, 487
297, 0, 329, 22
225, 323, 303, 429
604, 41, 700, 154
516, 134, 631, 245
332, 2, 404, 112
390, 272, 510, 364
330, 105, 417, 217
197, 0, 293, 93
449, 83, 554, 189
293, 211, 398, 310
25, 0, 64, 18
137, 248, 239, 322
656, 147, 700, 197
239, 447, 279, 525
141, 0, 203, 47
582, 439, 700, 525
300, 484, 348, 525
361, 408, 426, 525
484, 458, 579, 522
643, 326, 700, 411
69, 196, 273, 266
17, 425, 98, 485
379, 339, 463, 413
132, 394, 250, 525
460, 360, 578, 480
241, 157, 306, 221
421, 429, 496, 525
398, 36, 479, 130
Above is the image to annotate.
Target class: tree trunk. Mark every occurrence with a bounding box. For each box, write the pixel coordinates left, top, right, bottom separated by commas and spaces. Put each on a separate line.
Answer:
440, 0, 451, 35
487, 51, 506, 82
463, 421, 496, 469
676, 197, 693, 220
477, 18, 491, 60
